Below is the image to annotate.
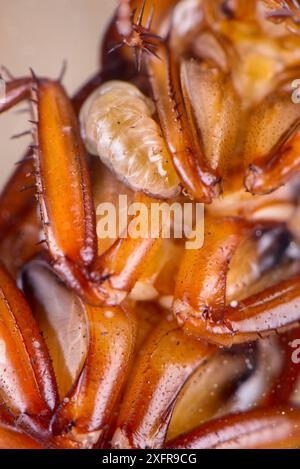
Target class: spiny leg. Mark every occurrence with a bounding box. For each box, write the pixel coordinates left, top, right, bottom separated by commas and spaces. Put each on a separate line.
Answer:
1, 73, 165, 306
0, 74, 101, 302
108, 0, 169, 70
31, 79, 97, 268
0, 72, 100, 281
146, 42, 221, 201
106, 1, 220, 200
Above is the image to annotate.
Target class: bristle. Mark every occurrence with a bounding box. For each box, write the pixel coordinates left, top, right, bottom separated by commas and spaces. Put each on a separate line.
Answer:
134, 48, 143, 72
137, 0, 147, 26
143, 46, 160, 60
29, 67, 39, 82
58, 60, 68, 83
14, 156, 34, 165
108, 42, 124, 54
36, 239, 47, 246
115, 0, 160, 72
28, 144, 39, 150
223, 319, 234, 333
20, 184, 36, 192
146, 5, 154, 30
140, 32, 162, 41
11, 130, 32, 140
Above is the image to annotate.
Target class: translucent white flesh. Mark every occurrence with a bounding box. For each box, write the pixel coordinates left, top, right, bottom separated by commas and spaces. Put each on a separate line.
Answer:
80, 81, 180, 199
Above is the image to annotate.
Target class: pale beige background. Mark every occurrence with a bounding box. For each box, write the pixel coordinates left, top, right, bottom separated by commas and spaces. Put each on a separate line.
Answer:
0, 0, 115, 188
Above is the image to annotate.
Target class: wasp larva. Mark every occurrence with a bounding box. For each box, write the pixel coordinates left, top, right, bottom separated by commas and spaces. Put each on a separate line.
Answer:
80, 81, 180, 199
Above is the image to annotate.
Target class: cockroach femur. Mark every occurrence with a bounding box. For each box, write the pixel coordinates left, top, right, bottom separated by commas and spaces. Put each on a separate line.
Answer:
0, 0, 300, 449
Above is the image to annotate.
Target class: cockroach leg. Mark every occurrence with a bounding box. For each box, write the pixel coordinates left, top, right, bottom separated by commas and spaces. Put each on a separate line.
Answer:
173, 217, 300, 346
175, 269, 300, 347
0, 150, 36, 244
264, 327, 300, 406
50, 301, 137, 448
146, 42, 221, 202
166, 407, 300, 449
111, 315, 215, 449
245, 126, 300, 194
0, 263, 58, 438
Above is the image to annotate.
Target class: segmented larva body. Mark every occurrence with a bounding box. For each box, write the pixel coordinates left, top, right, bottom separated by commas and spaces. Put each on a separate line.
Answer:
80, 81, 180, 198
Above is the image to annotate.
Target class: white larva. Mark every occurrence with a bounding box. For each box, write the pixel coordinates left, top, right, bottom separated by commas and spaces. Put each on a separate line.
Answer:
80, 80, 180, 198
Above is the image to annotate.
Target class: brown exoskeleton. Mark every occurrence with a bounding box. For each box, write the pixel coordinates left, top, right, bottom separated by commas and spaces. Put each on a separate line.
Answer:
0, 0, 300, 450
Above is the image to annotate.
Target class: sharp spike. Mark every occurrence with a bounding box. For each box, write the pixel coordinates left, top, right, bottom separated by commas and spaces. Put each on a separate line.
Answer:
28, 120, 39, 126
145, 4, 154, 30
14, 156, 34, 165
108, 42, 124, 54
134, 48, 143, 72
137, 0, 147, 26
36, 239, 47, 246
58, 60, 68, 83
140, 32, 162, 41
142, 41, 158, 51
11, 130, 32, 140
143, 41, 159, 51
29, 67, 39, 82
20, 184, 36, 193
143, 46, 160, 60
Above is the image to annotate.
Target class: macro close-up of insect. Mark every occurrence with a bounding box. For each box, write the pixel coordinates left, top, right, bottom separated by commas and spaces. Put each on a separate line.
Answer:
2, 0, 300, 452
